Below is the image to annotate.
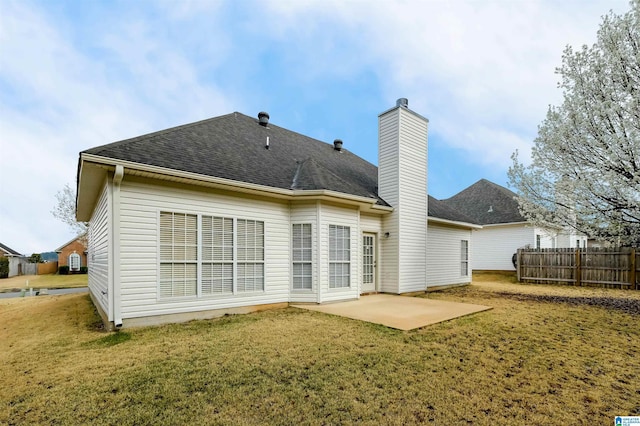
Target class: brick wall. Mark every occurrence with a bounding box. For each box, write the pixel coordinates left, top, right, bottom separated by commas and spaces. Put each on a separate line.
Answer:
58, 239, 88, 268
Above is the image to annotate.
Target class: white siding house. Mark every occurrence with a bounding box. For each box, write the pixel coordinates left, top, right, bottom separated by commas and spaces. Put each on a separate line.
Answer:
443, 179, 588, 271
470, 223, 541, 271
77, 99, 476, 329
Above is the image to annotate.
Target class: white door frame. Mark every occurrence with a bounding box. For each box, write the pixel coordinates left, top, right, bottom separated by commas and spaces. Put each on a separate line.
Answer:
361, 233, 377, 294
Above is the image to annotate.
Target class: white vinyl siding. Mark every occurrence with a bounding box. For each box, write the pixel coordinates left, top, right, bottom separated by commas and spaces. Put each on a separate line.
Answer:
201, 216, 233, 294
329, 225, 350, 288
159, 212, 197, 298
378, 106, 428, 293
88, 181, 110, 316
117, 177, 290, 321
292, 223, 312, 290
461, 240, 469, 276
378, 111, 399, 293
112, 177, 386, 321
472, 224, 535, 271
427, 222, 473, 288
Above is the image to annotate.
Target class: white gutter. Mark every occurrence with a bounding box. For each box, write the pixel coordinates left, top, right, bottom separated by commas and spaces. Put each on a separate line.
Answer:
112, 165, 124, 328
80, 153, 390, 212
480, 221, 528, 228
427, 216, 483, 229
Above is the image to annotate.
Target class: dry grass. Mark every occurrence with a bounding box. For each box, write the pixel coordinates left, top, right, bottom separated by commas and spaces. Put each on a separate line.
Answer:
1, 279, 639, 425
472, 271, 640, 301
0, 274, 88, 293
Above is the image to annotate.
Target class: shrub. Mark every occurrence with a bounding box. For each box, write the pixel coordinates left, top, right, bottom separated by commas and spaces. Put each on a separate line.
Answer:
0, 256, 8, 278
58, 265, 70, 275
79, 266, 88, 274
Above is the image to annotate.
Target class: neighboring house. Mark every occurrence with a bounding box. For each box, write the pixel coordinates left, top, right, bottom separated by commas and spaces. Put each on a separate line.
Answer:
0, 242, 21, 258
0, 242, 29, 277
442, 179, 587, 271
76, 99, 476, 329
55, 235, 87, 272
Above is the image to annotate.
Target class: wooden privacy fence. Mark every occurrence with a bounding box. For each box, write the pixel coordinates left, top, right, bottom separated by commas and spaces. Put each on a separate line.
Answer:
37, 262, 58, 275
517, 247, 639, 289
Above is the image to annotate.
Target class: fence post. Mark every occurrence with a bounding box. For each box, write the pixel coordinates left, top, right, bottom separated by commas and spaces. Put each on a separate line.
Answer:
575, 248, 581, 287
631, 248, 637, 290
517, 249, 521, 282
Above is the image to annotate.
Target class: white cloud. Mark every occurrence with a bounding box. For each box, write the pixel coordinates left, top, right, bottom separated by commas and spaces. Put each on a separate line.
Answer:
261, 0, 628, 168
0, 0, 232, 253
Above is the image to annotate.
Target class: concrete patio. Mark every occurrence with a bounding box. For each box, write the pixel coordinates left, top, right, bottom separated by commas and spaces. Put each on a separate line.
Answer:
292, 294, 492, 331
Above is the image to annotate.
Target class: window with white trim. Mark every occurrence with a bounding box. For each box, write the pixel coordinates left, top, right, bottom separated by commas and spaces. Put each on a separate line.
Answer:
292, 224, 312, 290
461, 240, 469, 276
329, 225, 350, 288
237, 219, 264, 292
201, 216, 233, 294
159, 212, 265, 298
69, 252, 81, 272
160, 212, 197, 297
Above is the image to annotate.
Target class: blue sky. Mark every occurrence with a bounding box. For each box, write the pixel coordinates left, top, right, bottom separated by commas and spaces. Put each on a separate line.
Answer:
0, 0, 629, 254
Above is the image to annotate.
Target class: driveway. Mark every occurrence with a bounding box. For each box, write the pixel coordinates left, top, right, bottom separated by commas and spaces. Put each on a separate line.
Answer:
292, 294, 491, 330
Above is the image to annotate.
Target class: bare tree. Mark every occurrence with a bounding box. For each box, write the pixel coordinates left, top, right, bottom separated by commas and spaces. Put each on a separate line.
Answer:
509, 1, 640, 246
52, 183, 88, 237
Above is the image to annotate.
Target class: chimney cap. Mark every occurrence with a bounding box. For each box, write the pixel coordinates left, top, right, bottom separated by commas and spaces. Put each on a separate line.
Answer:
258, 111, 269, 126
333, 139, 343, 151
396, 98, 408, 108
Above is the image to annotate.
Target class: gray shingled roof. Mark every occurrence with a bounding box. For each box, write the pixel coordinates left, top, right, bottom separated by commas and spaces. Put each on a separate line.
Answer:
84, 112, 389, 206
83, 111, 479, 226
428, 196, 479, 224
442, 179, 524, 225
0, 242, 22, 256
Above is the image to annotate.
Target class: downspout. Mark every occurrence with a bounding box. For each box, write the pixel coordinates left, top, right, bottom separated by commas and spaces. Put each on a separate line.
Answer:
425, 194, 429, 292
112, 165, 124, 328
316, 200, 322, 304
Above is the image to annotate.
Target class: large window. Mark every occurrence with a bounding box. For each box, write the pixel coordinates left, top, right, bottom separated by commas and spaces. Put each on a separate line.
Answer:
159, 212, 264, 298
329, 225, 350, 288
292, 224, 312, 290
160, 212, 198, 297
461, 239, 469, 276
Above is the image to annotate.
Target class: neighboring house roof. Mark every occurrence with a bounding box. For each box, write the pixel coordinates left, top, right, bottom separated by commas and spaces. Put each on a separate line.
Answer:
55, 234, 87, 253
83, 112, 389, 206
442, 179, 525, 225
427, 196, 479, 225
0, 242, 22, 257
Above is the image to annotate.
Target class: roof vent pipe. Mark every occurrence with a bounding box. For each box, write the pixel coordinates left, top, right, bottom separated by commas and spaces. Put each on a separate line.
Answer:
258, 111, 269, 127
396, 98, 408, 108
333, 139, 343, 151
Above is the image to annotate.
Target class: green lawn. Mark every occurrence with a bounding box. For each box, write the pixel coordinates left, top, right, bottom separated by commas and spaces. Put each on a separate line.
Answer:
0, 273, 87, 292
1, 279, 638, 425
